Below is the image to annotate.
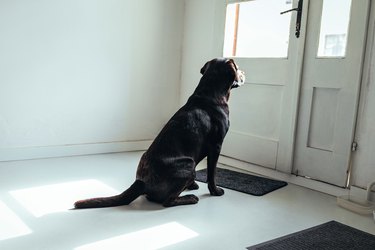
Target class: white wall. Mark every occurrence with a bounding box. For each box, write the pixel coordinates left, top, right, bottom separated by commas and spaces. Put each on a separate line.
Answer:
180, 0, 219, 104
0, 0, 184, 159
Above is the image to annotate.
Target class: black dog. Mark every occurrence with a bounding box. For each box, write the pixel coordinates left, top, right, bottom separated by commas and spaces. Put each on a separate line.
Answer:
74, 58, 245, 208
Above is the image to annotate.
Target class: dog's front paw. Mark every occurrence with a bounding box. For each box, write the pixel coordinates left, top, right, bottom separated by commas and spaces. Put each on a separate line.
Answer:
208, 186, 224, 196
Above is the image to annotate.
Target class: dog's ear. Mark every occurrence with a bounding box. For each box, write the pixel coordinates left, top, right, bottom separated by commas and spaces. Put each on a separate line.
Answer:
226, 59, 237, 71
200, 61, 210, 75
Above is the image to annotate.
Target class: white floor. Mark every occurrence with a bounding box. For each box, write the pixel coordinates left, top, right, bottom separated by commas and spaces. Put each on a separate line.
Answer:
0, 151, 374, 250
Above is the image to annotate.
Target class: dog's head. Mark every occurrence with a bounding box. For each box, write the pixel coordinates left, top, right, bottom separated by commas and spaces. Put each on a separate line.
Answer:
200, 58, 245, 89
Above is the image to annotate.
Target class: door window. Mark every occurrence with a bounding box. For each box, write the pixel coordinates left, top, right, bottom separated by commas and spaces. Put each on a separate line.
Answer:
223, 0, 293, 58
317, 0, 352, 57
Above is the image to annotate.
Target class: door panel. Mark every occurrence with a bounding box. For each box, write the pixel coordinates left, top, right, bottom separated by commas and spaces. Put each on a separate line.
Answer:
215, 0, 307, 171
222, 82, 283, 168
307, 87, 339, 151
222, 131, 278, 168
236, 59, 289, 85
293, 0, 370, 186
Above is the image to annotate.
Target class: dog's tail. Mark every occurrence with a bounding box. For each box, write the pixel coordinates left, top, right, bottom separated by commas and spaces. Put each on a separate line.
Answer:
74, 180, 145, 209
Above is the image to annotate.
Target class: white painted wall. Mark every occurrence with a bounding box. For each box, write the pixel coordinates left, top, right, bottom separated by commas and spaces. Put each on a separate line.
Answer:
0, 0, 183, 158
180, 0, 219, 104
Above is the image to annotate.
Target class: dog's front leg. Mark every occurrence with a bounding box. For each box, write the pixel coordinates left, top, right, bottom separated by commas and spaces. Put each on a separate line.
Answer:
207, 144, 224, 196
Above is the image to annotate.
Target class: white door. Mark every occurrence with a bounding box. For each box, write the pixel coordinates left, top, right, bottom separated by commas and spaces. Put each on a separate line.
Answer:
214, 0, 307, 172
293, 0, 370, 187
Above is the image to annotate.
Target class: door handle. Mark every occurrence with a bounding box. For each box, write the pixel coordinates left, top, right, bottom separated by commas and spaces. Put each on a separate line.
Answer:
281, 0, 303, 38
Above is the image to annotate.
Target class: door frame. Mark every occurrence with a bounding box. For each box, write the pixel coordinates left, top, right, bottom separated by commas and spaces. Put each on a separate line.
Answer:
350, 0, 375, 188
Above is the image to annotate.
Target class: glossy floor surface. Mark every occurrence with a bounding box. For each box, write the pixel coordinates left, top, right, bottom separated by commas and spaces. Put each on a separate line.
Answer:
0, 152, 374, 250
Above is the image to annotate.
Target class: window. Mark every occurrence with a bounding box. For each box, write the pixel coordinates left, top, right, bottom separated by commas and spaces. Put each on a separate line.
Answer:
223, 0, 293, 58
317, 0, 351, 57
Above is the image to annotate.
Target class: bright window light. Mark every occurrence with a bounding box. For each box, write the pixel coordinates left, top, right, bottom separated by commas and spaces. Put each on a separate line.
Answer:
223, 0, 292, 58
0, 200, 32, 241
10, 179, 119, 217
75, 222, 199, 250
317, 0, 351, 57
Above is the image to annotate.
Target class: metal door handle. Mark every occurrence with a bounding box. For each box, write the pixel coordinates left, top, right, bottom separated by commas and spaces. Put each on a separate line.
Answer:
280, 7, 299, 15
281, 0, 304, 38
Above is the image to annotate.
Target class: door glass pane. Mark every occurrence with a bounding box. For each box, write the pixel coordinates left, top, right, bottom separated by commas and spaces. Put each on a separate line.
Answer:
223, 0, 293, 58
317, 0, 351, 57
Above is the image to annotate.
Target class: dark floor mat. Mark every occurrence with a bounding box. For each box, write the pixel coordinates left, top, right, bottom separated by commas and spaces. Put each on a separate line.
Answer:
247, 221, 375, 250
195, 168, 287, 196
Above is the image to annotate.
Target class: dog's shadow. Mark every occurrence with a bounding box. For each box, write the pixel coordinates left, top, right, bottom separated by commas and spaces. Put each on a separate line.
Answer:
115, 193, 215, 211
113, 196, 165, 212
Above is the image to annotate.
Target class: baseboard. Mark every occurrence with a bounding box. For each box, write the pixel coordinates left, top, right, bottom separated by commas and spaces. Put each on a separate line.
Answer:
218, 155, 350, 197
0, 140, 152, 162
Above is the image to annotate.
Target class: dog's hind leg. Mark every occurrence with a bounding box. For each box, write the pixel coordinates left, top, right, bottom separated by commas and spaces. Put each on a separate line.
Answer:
161, 157, 199, 207
162, 181, 199, 207
163, 194, 199, 207
163, 176, 199, 207
186, 181, 199, 190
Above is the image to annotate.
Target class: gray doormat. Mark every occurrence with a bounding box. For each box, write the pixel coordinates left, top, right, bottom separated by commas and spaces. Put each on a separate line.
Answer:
195, 168, 287, 196
247, 221, 375, 250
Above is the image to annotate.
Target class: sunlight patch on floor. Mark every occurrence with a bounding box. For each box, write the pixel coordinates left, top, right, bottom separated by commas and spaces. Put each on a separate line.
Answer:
0, 200, 32, 241
75, 222, 199, 250
10, 179, 119, 217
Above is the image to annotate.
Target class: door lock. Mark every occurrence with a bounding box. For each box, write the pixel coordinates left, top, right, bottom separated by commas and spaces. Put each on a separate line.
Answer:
281, 0, 304, 38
